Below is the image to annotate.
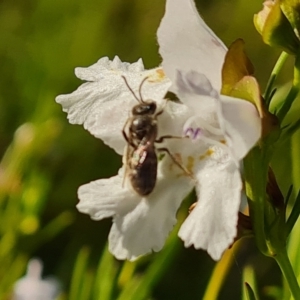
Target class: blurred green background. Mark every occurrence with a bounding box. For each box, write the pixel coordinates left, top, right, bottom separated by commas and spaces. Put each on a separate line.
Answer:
0, 0, 299, 299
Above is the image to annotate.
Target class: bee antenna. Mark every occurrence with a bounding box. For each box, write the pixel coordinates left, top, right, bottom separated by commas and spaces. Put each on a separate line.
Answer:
138, 76, 149, 103
121, 75, 141, 103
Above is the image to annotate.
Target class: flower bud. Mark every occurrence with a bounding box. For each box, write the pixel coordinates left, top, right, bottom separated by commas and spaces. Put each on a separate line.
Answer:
254, 0, 299, 54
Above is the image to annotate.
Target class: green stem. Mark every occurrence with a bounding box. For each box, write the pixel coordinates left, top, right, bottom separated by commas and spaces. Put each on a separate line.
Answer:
265, 52, 289, 106
277, 54, 300, 121
274, 251, 300, 300
277, 85, 299, 122
286, 190, 300, 236
244, 147, 269, 256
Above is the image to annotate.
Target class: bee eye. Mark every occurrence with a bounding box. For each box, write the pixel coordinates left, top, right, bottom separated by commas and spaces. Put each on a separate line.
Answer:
148, 102, 157, 113
132, 102, 156, 115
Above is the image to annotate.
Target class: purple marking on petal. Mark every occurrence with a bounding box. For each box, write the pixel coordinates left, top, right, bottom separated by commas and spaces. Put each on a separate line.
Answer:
184, 127, 203, 140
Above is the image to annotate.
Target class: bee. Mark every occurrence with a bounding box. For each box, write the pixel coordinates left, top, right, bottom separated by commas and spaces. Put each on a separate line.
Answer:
121, 75, 190, 196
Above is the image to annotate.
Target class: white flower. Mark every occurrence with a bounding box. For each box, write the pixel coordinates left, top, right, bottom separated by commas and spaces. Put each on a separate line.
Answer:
157, 0, 261, 260
56, 0, 261, 261
13, 258, 59, 300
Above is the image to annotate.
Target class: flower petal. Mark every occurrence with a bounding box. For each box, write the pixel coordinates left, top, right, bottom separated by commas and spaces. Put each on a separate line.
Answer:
178, 147, 242, 261
56, 56, 171, 154
108, 168, 193, 261
158, 100, 193, 138
218, 95, 261, 161
75, 56, 144, 81
175, 70, 261, 162
175, 70, 219, 122
77, 169, 141, 220
157, 0, 227, 91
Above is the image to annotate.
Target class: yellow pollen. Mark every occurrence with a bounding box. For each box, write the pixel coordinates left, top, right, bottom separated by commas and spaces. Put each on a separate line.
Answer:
206, 149, 214, 156
220, 139, 226, 144
199, 148, 214, 160
148, 68, 166, 82
156, 68, 165, 78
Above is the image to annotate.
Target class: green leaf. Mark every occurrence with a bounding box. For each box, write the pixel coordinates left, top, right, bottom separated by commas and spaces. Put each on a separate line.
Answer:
221, 39, 263, 113
228, 76, 262, 111
69, 247, 91, 300
221, 39, 254, 96
286, 189, 300, 235
280, 0, 300, 34
94, 245, 118, 300
244, 283, 257, 300
221, 39, 279, 137
276, 53, 300, 121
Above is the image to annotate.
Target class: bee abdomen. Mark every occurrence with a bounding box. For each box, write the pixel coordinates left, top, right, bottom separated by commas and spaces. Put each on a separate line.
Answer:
130, 149, 157, 196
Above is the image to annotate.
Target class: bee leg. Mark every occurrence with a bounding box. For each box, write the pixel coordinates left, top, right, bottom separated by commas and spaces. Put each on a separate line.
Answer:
155, 135, 187, 143
157, 147, 194, 180
122, 119, 136, 148
122, 119, 135, 189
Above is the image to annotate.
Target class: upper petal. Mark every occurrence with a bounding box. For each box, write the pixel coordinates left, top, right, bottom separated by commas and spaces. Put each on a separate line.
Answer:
157, 0, 227, 91
56, 56, 171, 155
175, 70, 219, 122
178, 147, 242, 260
218, 94, 262, 161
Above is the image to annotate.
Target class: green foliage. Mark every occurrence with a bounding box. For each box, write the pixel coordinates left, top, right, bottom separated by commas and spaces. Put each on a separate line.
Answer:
1, 0, 300, 299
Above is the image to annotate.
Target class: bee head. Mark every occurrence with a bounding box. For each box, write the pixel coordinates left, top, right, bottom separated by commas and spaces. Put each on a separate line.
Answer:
132, 101, 157, 115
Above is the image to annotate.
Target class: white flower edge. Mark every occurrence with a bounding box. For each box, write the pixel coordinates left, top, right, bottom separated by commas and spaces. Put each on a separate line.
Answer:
56, 56, 172, 155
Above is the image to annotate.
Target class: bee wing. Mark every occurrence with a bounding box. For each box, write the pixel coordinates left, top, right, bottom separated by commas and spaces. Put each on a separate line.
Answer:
122, 144, 132, 188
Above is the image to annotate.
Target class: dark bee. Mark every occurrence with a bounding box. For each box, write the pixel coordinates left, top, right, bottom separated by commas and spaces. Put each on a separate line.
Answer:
122, 76, 161, 195
122, 76, 189, 196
